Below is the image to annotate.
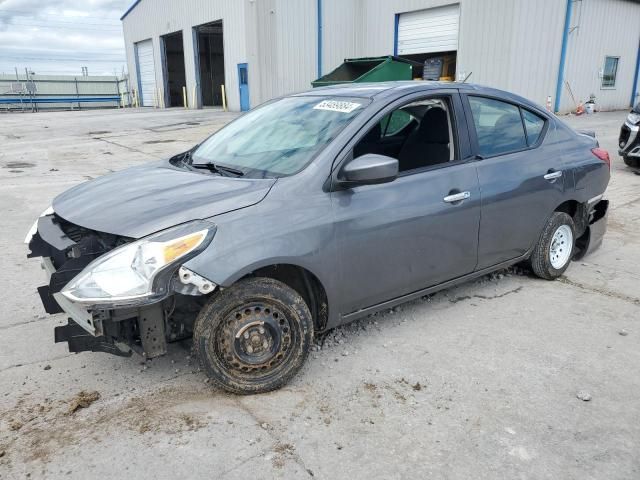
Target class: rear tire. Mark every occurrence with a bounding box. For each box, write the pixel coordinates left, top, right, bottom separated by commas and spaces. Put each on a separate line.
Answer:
193, 277, 313, 394
530, 212, 575, 280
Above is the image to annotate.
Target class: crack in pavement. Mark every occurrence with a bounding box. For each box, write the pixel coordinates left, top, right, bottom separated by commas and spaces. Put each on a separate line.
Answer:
93, 137, 162, 159
233, 398, 315, 477
474, 286, 523, 300
0, 353, 74, 374
217, 449, 270, 479
449, 286, 523, 303
0, 318, 47, 331
557, 277, 640, 306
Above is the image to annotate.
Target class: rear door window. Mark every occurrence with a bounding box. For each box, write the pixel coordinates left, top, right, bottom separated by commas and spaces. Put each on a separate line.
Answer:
468, 96, 527, 157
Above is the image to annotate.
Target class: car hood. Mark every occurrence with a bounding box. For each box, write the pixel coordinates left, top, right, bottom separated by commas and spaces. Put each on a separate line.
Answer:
53, 160, 276, 238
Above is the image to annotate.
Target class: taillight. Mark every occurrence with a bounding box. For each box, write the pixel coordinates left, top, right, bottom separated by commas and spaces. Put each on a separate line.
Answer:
592, 147, 610, 170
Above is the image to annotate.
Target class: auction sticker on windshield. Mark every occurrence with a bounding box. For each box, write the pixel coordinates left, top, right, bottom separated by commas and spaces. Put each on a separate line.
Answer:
313, 99, 362, 113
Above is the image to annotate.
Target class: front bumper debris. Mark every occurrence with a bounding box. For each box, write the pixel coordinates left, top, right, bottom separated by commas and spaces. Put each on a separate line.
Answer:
41, 257, 99, 335
28, 213, 170, 359
55, 319, 132, 357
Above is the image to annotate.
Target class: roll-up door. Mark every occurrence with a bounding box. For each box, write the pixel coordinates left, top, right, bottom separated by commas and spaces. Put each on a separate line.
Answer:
135, 39, 156, 107
397, 4, 460, 55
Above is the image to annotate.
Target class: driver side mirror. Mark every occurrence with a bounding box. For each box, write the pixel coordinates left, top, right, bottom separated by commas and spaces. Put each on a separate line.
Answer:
337, 154, 398, 188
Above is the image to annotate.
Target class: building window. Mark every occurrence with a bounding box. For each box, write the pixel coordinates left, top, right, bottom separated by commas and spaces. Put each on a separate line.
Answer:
602, 56, 619, 88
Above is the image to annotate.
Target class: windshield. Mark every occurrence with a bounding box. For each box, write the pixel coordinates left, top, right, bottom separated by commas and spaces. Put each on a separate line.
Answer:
191, 96, 369, 178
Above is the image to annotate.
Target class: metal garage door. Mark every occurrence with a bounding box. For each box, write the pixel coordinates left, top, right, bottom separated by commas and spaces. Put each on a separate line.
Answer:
397, 4, 460, 55
135, 39, 156, 107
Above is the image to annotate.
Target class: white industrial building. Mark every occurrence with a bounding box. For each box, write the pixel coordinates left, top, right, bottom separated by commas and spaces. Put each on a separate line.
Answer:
121, 0, 640, 113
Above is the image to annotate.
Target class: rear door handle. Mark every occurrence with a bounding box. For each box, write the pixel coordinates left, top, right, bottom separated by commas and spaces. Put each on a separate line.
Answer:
443, 191, 471, 203
543, 170, 563, 181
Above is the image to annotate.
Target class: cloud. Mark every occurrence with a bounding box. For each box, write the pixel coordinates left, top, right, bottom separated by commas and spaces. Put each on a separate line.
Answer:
0, 0, 130, 76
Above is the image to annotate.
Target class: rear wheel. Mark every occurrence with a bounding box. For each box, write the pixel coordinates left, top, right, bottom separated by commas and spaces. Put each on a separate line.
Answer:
193, 277, 313, 394
530, 212, 575, 280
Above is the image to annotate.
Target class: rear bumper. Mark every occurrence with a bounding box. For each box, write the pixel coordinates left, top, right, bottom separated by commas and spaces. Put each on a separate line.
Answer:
575, 199, 608, 259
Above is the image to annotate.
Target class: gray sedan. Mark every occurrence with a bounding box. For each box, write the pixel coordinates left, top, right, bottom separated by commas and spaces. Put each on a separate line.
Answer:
27, 82, 610, 394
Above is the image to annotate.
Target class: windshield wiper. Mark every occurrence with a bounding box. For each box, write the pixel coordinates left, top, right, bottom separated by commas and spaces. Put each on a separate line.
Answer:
191, 162, 245, 177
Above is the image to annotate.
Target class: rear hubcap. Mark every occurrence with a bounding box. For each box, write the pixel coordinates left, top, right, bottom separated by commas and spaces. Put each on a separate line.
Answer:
218, 303, 292, 373
549, 224, 573, 269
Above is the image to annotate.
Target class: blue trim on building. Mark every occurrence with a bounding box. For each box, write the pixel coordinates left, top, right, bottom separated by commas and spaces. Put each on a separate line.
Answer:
120, 0, 143, 21
631, 37, 640, 107
393, 14, 400, 56
554, 0, 573, 113
317, 0, 323, 77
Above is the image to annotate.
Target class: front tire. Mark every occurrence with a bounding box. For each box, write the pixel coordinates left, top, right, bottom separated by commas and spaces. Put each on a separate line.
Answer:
530, 212, 575, 280
193, 277, 313, 394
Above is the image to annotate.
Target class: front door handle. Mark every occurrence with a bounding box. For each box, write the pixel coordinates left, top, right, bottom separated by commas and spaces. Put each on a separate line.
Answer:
443, 191, 471, 203
543, 170, 563, 181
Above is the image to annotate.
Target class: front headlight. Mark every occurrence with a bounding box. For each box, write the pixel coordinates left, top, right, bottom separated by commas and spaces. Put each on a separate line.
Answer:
627, 112, 640, 125
62, 221, 215, 307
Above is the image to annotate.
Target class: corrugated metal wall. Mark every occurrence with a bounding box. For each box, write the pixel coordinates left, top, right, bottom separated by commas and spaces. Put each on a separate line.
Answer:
561, 0, 640, 112
457, 0, 566, 107
122, 0, 640, 113
321, 0, 362, 76
245, 0, 317, 105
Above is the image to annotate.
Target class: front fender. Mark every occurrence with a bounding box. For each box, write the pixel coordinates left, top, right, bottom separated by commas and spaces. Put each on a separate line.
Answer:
181, 180, 340, 325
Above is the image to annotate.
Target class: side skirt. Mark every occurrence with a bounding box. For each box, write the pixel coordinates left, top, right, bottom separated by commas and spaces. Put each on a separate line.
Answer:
339, 254, 530, 325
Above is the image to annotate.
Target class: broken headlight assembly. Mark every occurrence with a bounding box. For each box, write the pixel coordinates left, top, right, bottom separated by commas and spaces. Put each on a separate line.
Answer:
627, 112, 640, 125
61, 220, 216, 308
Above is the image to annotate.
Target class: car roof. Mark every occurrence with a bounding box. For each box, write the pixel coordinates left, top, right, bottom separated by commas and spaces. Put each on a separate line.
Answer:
294, 81, 546, 114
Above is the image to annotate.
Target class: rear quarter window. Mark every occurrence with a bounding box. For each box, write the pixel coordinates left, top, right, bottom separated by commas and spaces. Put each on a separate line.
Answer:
522, 109, 545, 145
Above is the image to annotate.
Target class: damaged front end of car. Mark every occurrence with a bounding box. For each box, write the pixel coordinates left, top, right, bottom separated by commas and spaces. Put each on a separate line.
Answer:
26, 211, 217, 359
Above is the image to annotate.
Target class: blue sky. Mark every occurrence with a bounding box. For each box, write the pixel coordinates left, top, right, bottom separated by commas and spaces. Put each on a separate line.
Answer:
0, 0, 130, 77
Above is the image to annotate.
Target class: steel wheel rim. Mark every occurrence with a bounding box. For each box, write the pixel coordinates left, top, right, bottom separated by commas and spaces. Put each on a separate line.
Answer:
215, 301, 295, 378
549, 224, 573, 269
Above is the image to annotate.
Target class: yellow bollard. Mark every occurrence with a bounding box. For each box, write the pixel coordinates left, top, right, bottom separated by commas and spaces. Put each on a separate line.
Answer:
192, 86, 196, 109
152, 89, 157, 109
134, 89, 139, 108
221, 84, 227, 112
182, 86, 187, 109
157, 87, 162, 108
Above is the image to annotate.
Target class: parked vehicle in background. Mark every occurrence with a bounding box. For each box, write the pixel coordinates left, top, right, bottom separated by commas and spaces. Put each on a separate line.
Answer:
619, 103, 640, 167
26, 82, 610, 394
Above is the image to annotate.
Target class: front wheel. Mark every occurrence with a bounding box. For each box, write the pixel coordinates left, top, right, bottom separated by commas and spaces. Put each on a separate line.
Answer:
530, 212, 575, 280
193, 277, 313, 394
